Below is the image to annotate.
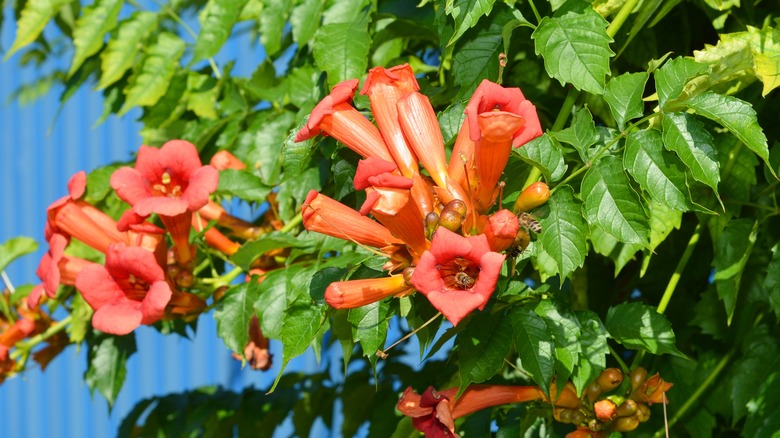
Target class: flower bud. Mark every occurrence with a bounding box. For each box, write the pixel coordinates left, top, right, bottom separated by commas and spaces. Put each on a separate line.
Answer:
630, 367, 648, 389
597, 368, 623, 393
443, 199, 467, 218
513, 182, 550, 213
424, 212, 439, 238
438, 208, 463, 232
611, 415, 640, 432
636, 403, 651, 422
616, 399, 638, 417
594, 399, 617, 422
586, 381, 603, 403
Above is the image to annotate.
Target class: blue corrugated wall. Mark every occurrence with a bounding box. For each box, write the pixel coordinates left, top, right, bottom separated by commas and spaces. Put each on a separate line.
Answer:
0, 12, 326, 437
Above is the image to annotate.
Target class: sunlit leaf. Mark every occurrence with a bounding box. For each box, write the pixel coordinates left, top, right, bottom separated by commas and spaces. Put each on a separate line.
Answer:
259, 0, 293, 55
290, 0, 324, 46
445, 0, 496, 45
535, 186, 588, 279
68, 0, 123, 76
572, 311, 609, 394
268, 302, 327, 392
85, 332, 137, 406
193, 0, 249, 62
215, 282, 261, 355
685, 92, 772, 174
119, 32, 185, 114
552, 107, 599, 161
0, 237, 38, 273
532, 3, 614, 94
654, 56, 708, 109
6, 0, 72, 59
581, 156, 649, 245
661, 112, 720, 194
604, 72, 648, 129
605, 302, 685, 357
97, 11, 158, 89
624, 128, 692, 211
349, 300, 390, 368
534, 299, 581, 385
515, 133, 568, 182
313, 21, 371, 86
748, 25, 780, 96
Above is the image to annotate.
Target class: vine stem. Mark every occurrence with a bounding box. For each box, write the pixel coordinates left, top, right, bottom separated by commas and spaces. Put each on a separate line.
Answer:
608, 344, 630, 374
527, 0, 542, 24
280, 214, 303, 233
10, 315, 72, 360
606, 0, 640, 38
657, 222, 701, 315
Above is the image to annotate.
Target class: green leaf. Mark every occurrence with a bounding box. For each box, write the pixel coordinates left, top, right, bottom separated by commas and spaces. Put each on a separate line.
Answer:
6, 0, 72, 59
331, 309, 354, 371
581, 156, 649, 245
313, 22, 371, 86
640, 201, 683, 276
748, 25, 780, 97
532, 4, 614, 94
269, 302, 327, 392
445, 0, 496, 45
349, 300, 390, 366
572, 311, 609, 395
534, 299, 581, 385
514, 133, 568, 182
716, 135, 758, 204
731, 325, 780, 421
535, 185, 588, 279
743, 371, 780, 436
85, 332, 137, 407
452, 4, 513, 98
119, 32, 185, 114
97, 11, 157, 90
254, 268, 290, 338
457, 311, 513, 390
282, 121, 316, 176
231, 234, 312, 272
234, 111, 297, 186
259, 0, 293, 55
552, 107, 599, 162
214, 282, 261, 355
605, 302, 685, 357
215, 169, 273, 203
510, 305, 555, 396
624, 128, 692, 211
186, 72, 219, 120
765, 244, 780, 320
68, 0, 122, 76
290, 0, 324, 46
661, 112, 720, 194
193, 0, 249, 62
0, 237, 38, 273
653, 57, 707, 109
685, 92, 773, 175
68, 293, 93, 344
604, 72, 648, 130
712, 219, 757, 324
589, 226, 642, 275
438, 102, 467, 145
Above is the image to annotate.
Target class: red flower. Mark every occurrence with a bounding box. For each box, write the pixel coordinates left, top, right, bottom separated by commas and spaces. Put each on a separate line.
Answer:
409, 228, 505, 326
111, 140, 218, 263
295, 79, 394, 162
398, 385, 545, 437
111, 140, 218, 217
481, 209, 520, 252
465, 79, 542, 148
75, 243, 172, 335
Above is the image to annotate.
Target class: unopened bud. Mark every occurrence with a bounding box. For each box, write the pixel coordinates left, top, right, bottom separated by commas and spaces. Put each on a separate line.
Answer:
443, 199, 467, 218
597, 368, 624, 393
513, 182, 550, 213
611, 415, 640, 432
403, 266, 415, 284
594, 399, 617, 422
586, 381, 603, 403
616, 399, 638, 417
438, 209, 463, 232
424, 212, 439, 238
636, 403, 651, 422
176, 270, 194, 288
630, 367, 648, 389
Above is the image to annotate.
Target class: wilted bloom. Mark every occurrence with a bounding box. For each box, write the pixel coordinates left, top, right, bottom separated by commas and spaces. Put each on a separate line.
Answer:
409, 228, 505, 326
632, 373, 673, 405
398, 385, 545, 437
231, 315, 272, 371
76, 243, 172, 335
111, 140, 219, 264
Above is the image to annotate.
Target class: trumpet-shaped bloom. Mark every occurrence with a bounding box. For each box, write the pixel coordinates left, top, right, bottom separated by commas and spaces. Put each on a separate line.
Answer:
409, 228, 505, 326
398, 385, 545, 437
325, 275, 412, 309
76, 243, 172, 335
296, 79, 393, 162
302, 190, 403, 248
111, 140, 219, 217
465, 79, 542, 148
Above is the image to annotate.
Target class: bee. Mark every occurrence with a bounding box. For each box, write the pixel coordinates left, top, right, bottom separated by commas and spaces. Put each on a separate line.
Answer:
454, 271, 476, 289
517, 212, 542, 234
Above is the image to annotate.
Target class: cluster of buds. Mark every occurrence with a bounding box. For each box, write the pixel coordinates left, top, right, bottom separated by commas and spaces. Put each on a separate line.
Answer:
557, 367, 673, 437
396, 368, 672, 437
297, 64, 544, 325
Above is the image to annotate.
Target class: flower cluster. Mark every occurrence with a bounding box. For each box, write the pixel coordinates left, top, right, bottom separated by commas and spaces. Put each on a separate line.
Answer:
31, 140, 227, 335
298, 64, 543, 325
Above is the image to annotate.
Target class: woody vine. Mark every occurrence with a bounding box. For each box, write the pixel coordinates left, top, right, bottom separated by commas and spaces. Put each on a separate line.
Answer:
2, 0, 779, 436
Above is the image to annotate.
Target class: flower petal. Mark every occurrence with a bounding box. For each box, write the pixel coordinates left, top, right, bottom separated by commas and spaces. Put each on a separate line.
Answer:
181, 165, 219, 211
76, 263, 126, 310
92, 299, 144, 335
110, 167, 152, 206
140, 281, 172, 325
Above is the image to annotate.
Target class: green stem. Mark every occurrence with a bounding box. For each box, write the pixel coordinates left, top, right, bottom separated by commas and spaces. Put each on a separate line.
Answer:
652, 347, 735, 438
657, 222, 701, 315
280, 214, 303, 234
606, 0, 640, 38
10, 315, 72, 360
552, 86, 579, 132
527, 0, 543, 24
608, 344, 630, 374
